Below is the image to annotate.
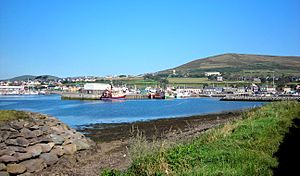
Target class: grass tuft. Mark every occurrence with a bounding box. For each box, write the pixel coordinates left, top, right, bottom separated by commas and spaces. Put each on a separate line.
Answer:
0, 110, 30, 122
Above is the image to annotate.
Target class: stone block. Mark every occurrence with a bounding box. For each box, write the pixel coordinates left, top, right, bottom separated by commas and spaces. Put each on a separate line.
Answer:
0, 171, 9, 176
5, 137, 29, 147
0, 163, 6, 171
73, 140, 90, 150
50, 134, 65, 144
32, 130, 43, 137
52, 146, 64, 157
20, 158, 45, 173
27, 137, 41, 146
9, 146, 27, 153
37, 135, 52, 143
6, 163, 26, 174
38, 142, 55, 153
0, 131, 10, 142
29, 125, 39, 130
0, 143, 6, 150
40, 153, 58, 166
0, 149, 15, 157
50, 126, 63, 134
63, 144, 77, 155
26, 145, 42, 157
62, 139, 73, 145
0, 155, 17, 163
9, 121, 24, 130
14, 152, 32, 161
20, 128, 36, 139
7, 131, 22, 139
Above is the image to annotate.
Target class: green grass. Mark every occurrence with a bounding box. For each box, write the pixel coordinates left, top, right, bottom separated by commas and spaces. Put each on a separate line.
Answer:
167, 78, 209, 84
101, 101, 300, 175
167, 77, 252, 88
0, 110, 30, 122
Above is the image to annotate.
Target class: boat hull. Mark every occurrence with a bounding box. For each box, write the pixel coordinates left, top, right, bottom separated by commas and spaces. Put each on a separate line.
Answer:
100, 95, 126, 101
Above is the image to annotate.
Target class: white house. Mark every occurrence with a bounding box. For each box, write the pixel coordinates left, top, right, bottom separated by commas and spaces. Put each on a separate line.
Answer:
217, 76, 223, 82
83, 83, 111, 94
283, 87, 292, 94
205, 72, 221, 76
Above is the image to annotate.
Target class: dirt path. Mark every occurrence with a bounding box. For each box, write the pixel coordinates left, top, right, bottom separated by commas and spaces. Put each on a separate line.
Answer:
36, 112, 242, 176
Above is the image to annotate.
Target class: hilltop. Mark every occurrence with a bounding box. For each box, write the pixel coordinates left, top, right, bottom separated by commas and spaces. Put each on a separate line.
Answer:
5, 75, 60, 81
159, 53, 300, 76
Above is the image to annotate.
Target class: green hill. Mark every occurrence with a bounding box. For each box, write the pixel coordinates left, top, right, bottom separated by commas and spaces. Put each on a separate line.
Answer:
159, 53, 300, 76
8, 75, 60, 81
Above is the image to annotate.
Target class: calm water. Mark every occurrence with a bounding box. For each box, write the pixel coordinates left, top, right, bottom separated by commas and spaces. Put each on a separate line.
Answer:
0, 95, 265, 127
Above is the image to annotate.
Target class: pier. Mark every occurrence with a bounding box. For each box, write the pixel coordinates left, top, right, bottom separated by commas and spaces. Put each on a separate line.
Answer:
220, 96, 300, 102
126, 94, 149, 99
61, 93, 102, 100
61, 93, 149, 100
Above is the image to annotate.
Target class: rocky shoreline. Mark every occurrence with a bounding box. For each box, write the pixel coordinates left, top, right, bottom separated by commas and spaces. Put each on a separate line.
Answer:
0, 112, 93, 176
1, 110, 243, 176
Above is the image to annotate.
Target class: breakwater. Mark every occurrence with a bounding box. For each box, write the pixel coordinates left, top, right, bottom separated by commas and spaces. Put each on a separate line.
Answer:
61, 93, 101, 100
61, 93, 148, 100
221, 96, 300, 102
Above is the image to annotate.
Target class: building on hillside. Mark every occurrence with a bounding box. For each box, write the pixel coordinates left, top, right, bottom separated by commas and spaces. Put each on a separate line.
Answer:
260, 86, 277, 94
251, 84, 260, 93
217, 76, 223, 82
283, 86, 292, 94
0, 86, 25, 95
223, 87, 238, 94
176, 88, 202, 94
172, 69, 176, 75
203, 87, 223, 95
253, 78, 261, 83
204, 72, 221, 76
82, 83, 111, 94
236, 87, 246, 94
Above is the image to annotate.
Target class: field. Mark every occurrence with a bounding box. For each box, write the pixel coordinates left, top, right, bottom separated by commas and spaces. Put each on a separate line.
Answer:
64, 77, 159, 88
167, 77, 251, 87
102, 101, 300, 175
167, 78, 209, 84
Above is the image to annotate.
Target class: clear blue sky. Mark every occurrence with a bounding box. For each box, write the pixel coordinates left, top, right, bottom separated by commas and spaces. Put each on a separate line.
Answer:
1, 0, 300, 79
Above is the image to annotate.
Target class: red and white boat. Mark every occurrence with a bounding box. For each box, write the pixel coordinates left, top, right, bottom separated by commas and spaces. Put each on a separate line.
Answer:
100, 89, 126, 100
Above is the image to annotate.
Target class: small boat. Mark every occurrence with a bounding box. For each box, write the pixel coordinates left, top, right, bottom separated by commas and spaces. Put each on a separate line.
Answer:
176, 92, 191, 99
24, 91, 39, 95
164, 92, 175, 99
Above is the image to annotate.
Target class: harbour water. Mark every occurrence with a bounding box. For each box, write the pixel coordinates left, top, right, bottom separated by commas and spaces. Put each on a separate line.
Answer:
0, 95, 265, 127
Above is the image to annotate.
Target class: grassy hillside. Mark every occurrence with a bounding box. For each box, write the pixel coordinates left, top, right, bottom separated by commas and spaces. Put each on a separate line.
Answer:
159, 53, 300, 76
102, 101, 300, 175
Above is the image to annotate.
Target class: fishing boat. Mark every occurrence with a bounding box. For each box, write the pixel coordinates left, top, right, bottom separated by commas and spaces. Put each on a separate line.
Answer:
100, 89, 126, 100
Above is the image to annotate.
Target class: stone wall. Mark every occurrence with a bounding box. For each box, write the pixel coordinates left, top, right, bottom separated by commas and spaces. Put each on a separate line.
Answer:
0, 112, 93, 175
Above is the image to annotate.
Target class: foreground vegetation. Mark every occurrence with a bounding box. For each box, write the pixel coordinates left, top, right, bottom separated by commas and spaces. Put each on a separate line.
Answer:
0, 110, 30, 122
102, 101, 300, 175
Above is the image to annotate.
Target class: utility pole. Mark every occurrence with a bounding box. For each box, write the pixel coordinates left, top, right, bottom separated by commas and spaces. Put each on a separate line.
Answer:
272, 71, 275, 88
